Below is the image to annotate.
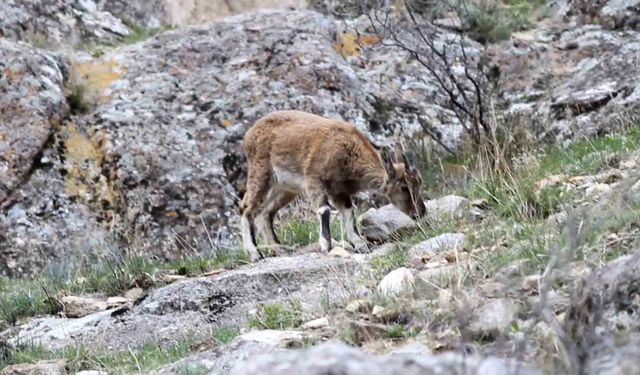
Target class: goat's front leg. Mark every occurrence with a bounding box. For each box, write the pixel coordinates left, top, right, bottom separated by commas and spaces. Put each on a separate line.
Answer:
307, 186, 332, 252
336, 196, 369, 253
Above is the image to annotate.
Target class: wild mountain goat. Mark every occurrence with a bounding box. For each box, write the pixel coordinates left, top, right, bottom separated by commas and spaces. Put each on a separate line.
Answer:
239, 110, 427, 262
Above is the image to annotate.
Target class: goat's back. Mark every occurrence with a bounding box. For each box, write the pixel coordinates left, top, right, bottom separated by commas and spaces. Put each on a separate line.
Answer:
243, 111, 384, 193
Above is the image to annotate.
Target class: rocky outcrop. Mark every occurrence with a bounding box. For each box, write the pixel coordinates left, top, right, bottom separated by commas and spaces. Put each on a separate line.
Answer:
0, 39, 67, 205
155, 330, 310, 374
0, 39, 117, 276
568, 0, 640, 29
488, 19, 640, 144
227, 341, 542, 375
0, 0, 132, 48
0, 360, 67, 375
6, 254, 362, 351
565, 251, 640, 375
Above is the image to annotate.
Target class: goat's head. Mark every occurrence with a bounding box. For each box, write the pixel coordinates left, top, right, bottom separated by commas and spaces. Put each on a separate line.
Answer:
381, 147, 427, 219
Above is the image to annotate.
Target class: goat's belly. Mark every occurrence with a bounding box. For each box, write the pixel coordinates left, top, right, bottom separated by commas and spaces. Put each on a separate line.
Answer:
272, 167, 304, 193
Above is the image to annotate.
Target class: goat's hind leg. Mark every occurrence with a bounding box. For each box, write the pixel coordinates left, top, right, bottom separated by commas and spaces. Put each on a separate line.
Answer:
240, 163, 271, 262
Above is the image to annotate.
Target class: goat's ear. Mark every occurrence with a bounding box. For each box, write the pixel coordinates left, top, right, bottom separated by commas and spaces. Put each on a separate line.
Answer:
381, 148, 396, 179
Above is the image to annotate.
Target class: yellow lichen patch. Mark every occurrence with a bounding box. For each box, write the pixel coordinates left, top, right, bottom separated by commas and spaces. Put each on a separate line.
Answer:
61, 121, 118, 218
335, 31, 381, 57
221, 119, 234, 128
3, 67, 25, 82
69, 60, 127, 104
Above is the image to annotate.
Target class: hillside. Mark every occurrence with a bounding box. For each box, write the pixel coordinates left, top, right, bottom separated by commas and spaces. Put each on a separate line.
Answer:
1, 0, 640, 374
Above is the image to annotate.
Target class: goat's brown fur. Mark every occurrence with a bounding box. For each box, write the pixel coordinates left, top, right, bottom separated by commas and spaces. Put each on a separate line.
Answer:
240, 110, 426, 261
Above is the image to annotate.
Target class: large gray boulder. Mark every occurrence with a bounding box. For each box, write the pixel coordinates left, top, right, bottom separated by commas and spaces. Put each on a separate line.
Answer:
227, 341, 542, 375
0, 39, 116, 277
569, 0, 640, 29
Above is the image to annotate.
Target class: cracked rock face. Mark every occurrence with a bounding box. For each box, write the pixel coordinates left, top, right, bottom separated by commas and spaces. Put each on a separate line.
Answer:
0, 40, 115, 277
0, 0, 132, 48
488, 21, 640, 144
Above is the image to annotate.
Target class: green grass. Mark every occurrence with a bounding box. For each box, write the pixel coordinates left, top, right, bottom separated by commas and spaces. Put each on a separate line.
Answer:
277, 219, 343, 248
539, 128, 640, 176
74, 20, 166, 57
385, 324, 418, 340
168, 250, 249, 276
212, 326, 239, 345
0, 251, 248, 327
67, 83, 89, 114
248, 300, 303, 330
424, 128, 640, 223
370, 247, 409, 280
120, 21, 163, 45
1, 340, 193, 374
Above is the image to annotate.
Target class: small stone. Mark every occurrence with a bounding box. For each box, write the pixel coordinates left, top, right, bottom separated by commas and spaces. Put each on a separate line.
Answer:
371, 305, 385, 317
124, 287, 144, 301
424, 195, 469, 220
371, 305, 399, 322
414, 264, 461, 299
584, 183, 611, 199
360, 205, 415, 242
377, 267, 415, 297
409, 233, 466, 259
628, 179, 640, 204
345, 299, 373, 314
301, 317, 330, 330
599, 169, 624, 184
329, 247, 351, 258
469, 298, 516, 340
536, 174, 567, 190
389, 341, 432, 356
370, 243, 397, 258
0, 360, 67, 375
620, 159, 637, 170
162, 274, 187, 283
470, 198, 489, 209
61, 296, 108, 318
522, 275, 542, 294
106, 296, 128, 307
239, 330, 307, 348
